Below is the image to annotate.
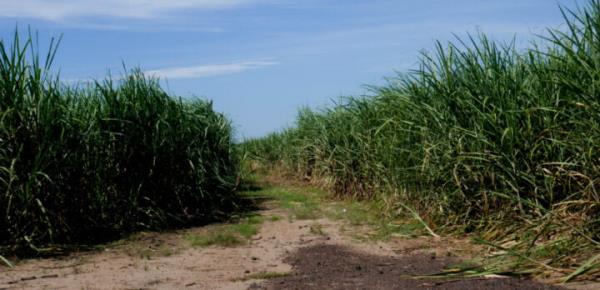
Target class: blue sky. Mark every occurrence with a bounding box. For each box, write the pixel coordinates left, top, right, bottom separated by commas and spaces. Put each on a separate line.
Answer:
0, 0, 579, 138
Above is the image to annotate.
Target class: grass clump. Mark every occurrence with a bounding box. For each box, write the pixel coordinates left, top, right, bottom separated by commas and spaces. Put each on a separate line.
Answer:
0, 30, 239, 254
243, 0, 600, 281
268, 215, 283, 222
187, 231, 242, 247
309, 224, 326, 236
243, 186, 323, 220
326, 199, 425, 240
232, 223, 260, 239
186, 215, 263, 247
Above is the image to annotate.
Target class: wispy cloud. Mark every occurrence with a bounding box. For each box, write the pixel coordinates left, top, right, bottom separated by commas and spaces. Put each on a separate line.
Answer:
0, 0, 262, 21
55, 21, 226, 32
146, 60, 278, 79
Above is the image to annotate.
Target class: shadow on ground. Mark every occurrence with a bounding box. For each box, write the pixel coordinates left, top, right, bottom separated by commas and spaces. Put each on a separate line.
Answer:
251, 244, 564, 290
1, 181, 271, 260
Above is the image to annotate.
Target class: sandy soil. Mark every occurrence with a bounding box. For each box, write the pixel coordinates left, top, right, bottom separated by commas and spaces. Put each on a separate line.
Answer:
1, 205, 370, 290
0, 197, 596, 290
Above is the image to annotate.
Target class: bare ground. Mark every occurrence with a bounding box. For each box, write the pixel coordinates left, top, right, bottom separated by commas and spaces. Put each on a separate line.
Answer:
0, 188, 596, 290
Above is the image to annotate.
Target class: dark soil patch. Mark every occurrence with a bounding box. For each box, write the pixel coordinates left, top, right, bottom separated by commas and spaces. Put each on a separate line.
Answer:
251, 244, 564, 290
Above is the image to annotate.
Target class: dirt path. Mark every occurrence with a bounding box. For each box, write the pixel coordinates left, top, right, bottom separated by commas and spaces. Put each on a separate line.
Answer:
0, 186, 593, 290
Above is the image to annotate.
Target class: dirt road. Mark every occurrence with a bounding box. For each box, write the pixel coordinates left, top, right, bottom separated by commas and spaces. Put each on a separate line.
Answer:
0, 185, 591, 290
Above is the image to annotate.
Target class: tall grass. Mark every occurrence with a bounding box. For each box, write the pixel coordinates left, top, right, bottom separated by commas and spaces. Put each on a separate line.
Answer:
0, 31, 239, 253
244, 0, 600, 280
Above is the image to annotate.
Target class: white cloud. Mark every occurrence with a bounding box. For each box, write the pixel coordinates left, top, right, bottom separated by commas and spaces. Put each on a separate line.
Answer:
0, 0, 260, 21
146, 60, 277, 79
